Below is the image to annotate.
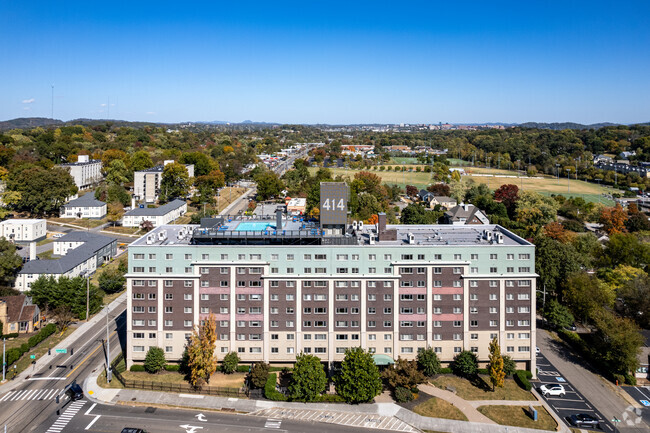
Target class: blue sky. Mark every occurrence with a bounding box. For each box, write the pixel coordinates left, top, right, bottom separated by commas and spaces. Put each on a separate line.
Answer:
1, 1, 649, 124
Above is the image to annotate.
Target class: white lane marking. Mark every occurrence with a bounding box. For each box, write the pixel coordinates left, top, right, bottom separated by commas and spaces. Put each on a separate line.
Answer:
45, 401, 86, 433
27, 377, 67, 380
22, 389, 38, 400
555, 407, 596, 412
85, 403, 97, 415
264, 419, 282, 429
10, 390, 26, 401
85, 415, 100, 430
0, 392, 14, 402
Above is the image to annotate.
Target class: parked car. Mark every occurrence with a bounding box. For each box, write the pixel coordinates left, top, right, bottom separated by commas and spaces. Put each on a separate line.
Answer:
536, 346, 540, 354
540, 384, 566, 397
569, 413, 600, 428
65, 382, 83, 401
121, 429, 148, 433
566, 323, 577, 331
52, 233, 64, 238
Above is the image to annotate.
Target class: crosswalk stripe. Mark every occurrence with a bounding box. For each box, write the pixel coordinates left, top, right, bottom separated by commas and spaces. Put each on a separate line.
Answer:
45, 401, 85, 433
0, 388, 63, 401
0, 391, 14, 402
10, 390, 25, 401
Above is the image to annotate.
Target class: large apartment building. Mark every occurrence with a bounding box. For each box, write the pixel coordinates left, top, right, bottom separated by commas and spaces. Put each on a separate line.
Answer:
126, 184, 537, 375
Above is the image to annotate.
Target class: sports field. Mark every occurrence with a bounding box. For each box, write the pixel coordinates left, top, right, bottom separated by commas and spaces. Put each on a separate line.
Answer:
308, 166, 618, 204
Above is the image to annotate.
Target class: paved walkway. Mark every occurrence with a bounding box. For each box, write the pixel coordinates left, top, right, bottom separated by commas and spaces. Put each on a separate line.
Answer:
418, 384, 496, 424
468, 399, 543, 408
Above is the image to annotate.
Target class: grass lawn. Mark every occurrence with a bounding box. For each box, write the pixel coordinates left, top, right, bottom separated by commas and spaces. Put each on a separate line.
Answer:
5, 326, 75, 377
216, 187, 246, 214
36, 238, 54, 246
309, 167, 432, 188
107, 368, 247, 389
390, 157, 419, 164
48, 217, 107, 229
37, 250, 55, 259
101, 226, 141, 235
430, 375, 535, 401
414, 396, 468, 421
477, 405, 557, 431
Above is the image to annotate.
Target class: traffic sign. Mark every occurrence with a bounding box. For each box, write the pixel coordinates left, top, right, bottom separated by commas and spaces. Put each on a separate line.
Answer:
55, 348, 67, 354
29, 355, 35, 359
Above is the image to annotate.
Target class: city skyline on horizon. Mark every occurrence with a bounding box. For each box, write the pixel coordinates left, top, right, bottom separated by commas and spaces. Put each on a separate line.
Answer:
2, 1, 649, 125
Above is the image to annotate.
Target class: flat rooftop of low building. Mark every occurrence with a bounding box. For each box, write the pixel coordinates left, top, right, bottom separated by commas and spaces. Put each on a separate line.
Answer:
123, 199, 186, 217
58, 159, 101, 166
130, 219, 531, 248
0, 219, 46, 225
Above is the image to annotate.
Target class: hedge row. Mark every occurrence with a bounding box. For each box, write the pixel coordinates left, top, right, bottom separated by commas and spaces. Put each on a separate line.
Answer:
264, 373, 287, 401
5, 324, 56, 366
130, 364, 146, 372
514, 370, 532, 391
1, 333, 19, 339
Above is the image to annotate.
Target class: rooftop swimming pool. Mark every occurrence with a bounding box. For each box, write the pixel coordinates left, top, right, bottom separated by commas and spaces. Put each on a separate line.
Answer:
234, 221, 276, 231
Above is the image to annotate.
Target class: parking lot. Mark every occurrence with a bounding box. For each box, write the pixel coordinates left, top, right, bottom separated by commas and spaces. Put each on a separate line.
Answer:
534, 352, 614, 432
622, 386, 650, 425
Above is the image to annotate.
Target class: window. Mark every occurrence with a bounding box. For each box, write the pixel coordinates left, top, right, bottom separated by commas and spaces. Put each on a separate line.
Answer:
518, 280, 531, 287
433, 294, 441, 301
367, 321, 376, 327
470, 294, 478, 300
506, 294, 514, 300
453, 294, 461, 301
220, 307, 228, 314
490, 267, 497, 273
132, 345, 145, 352
384, 254, 392, 260
184, 307, 192, 313
471, 254, 478, 260
368, 294, 376, 301
518, 306, 530, 313
133, 267, 144, 273
133, 293, 145, 300
200, 281, 209, 288
270, 294, 278, 301
184, 280, 193, 287
470, 320, 478, 327
165, 306, 173, 313
453, 321, 462, 327
519, 254, 530, 260
519, 267, 531, 273
287, 254, 294, 261
184, 320, 192, 327
164, 320, 173, 327
489, 294, 498, 301
470, 307, 478, 314
148, 307, 156, 313
490, 253, 498, 260
184, 293, 192, 301
518, 346, 530, 353
133, 332, 144, 339
384, 294, 392, 301
286, 294, 294, 301
383, 321, 392, 328
369, 254, 376, 260
507, 253, 514, 260
518, 320, 530, 326
453, 333, 462, 340
490, 307, 497, 314
519, 333, 530, 339
518, 293, 530, 300
133, 254, 144, 260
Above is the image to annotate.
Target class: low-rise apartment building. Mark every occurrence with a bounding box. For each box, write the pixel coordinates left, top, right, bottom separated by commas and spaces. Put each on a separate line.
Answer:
60, 193, 107, 219
122, 199, 187, 228
126, 188, 536, 375
0, 219, 47, 243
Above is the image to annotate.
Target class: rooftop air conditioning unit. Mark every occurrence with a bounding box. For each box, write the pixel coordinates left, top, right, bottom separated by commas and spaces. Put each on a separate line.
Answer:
352, 221, 358, 230
486, 232, 492, 242
408, 233, 415, 245
358, 221, 364, 230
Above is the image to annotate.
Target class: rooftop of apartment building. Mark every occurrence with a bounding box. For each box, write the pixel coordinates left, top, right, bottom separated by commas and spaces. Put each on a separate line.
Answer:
132, 215, 531, 249
58, 155, 101, 166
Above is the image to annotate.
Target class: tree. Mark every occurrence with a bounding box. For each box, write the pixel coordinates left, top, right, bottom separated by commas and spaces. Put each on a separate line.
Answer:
249, 362, 270, 388
106, 201, 125, 226
382, 357, 425, 391
406, 185, 418, 198
0, 239, 23, 287
221, 351, 240, 374
130, 150, 154, 172
599, 204, 628, 235
591, 308, 644, 376
186, 313, 218, 387
451, 350, 478, 378
140, 220, 154, 232
515, 191, 559, 236
254, 171, 284, 200
602, 233, 650, 270
105, 159, 130, 185
416, 347, 441, 377
427, 183, 450, 196
543, 299, 575, 330
565, 272, 615, 323
101, 149, 129, 169
334, 347, 382, 404
29, 276, 103, 320
543, 221, 575, 244
535, 236, 582, 298
194, 170, 225, 203
97, 266, 126, 294
488, 337, 505, 391
159, 162, 190, 202
144, 347, 167, 374
617, 274, 650, 328
502, 355, 517, 377
288, 353, 327, 401
356, 192, 383, 221
400, 203, 439, 224
626, 211, 650, 232
180, 152, 218, 177
494, 184, 519, 217
52, 304, 74, 332
6, 165, 77, 215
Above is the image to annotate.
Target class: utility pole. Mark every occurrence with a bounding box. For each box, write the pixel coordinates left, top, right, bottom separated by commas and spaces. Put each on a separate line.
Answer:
566, 169, 571, 194
2, 338, 5, 382
106, 307, 112, 382
556, 163, 560, 184
86, 273, 90, 322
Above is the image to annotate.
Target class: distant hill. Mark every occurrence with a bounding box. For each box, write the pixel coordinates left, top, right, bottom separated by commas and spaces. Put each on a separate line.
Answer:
0, 117, 64, 130
518, 122, 620, 130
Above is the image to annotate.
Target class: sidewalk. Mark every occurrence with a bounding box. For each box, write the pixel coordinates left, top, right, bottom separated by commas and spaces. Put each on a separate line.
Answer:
0, 292, 126, 391
418, 384, 495, 424
84, 369, 569, 433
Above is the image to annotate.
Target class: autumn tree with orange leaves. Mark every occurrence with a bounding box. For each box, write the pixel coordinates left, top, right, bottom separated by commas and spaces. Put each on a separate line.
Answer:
599, 204, 628, 235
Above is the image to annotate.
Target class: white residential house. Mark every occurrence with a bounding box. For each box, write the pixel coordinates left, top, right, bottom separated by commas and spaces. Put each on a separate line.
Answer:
133, 161, 195, 203
60, 193, 107, 219
57, 155, 103, 190
0, 219, 47, 243
121, 199, 187, 228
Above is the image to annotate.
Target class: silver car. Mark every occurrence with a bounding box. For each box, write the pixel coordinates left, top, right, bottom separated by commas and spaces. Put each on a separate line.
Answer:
540, 384, 566, 397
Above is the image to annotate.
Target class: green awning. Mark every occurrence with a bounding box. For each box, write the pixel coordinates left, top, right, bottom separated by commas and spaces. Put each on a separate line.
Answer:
372, 354, 395, 366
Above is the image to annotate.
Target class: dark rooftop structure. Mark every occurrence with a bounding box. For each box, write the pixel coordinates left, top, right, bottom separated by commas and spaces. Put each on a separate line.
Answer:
123, 199, 186, 217
62, 193, 106, 208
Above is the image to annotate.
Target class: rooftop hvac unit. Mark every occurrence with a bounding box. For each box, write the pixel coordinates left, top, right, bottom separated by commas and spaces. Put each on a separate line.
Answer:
486, 232, 492, 242
408, 233, 415, 245
146, 235, 154, 245
352, 221, 358, 230
358, 221, 364, 230
497, 233, 504, 244
369, 235, 375, 245
158, 230, 167, 241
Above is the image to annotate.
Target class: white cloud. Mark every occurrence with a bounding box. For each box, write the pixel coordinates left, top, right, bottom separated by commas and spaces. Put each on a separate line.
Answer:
146, 111, 156, 115
22, 98, 35, 104
100, 103, 107, 107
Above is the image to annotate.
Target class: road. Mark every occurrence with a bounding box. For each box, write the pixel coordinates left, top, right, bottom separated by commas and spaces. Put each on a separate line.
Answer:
0, 299, 126, 433
622, 386, 650, 426
35, 403, 388, 433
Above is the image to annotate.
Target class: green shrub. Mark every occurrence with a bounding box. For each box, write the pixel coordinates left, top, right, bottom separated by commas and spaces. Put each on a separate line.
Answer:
130, 364, 146, 372
264, 373, 287, 401
221, 352, 239, 374
502, 355, 517, 377
624, 374, 637, 386
236, 365, 251, 373
315, 394, 346, 402
20, 343, 29, 353
164, 364, 180, 371
477, 368, 489, 375
144, 347, 167, 373
439, 367, 453, 374
249, 362, 270, 388
514, 370, 532, 391
393, 386, 413, 403
451, 351, 478, 378
3, 333, 19, 339
613, 373, 625, 385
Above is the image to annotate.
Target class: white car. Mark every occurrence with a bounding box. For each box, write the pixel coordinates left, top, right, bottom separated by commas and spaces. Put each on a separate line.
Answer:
536, 346, 540, 354
540, 384, 566, 397
52, 233, 64, 238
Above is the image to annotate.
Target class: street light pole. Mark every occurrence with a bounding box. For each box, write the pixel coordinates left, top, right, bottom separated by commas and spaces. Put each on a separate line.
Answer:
106, 306, 112, 382
86, 273, 89, 322
2, 338, 5, 382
